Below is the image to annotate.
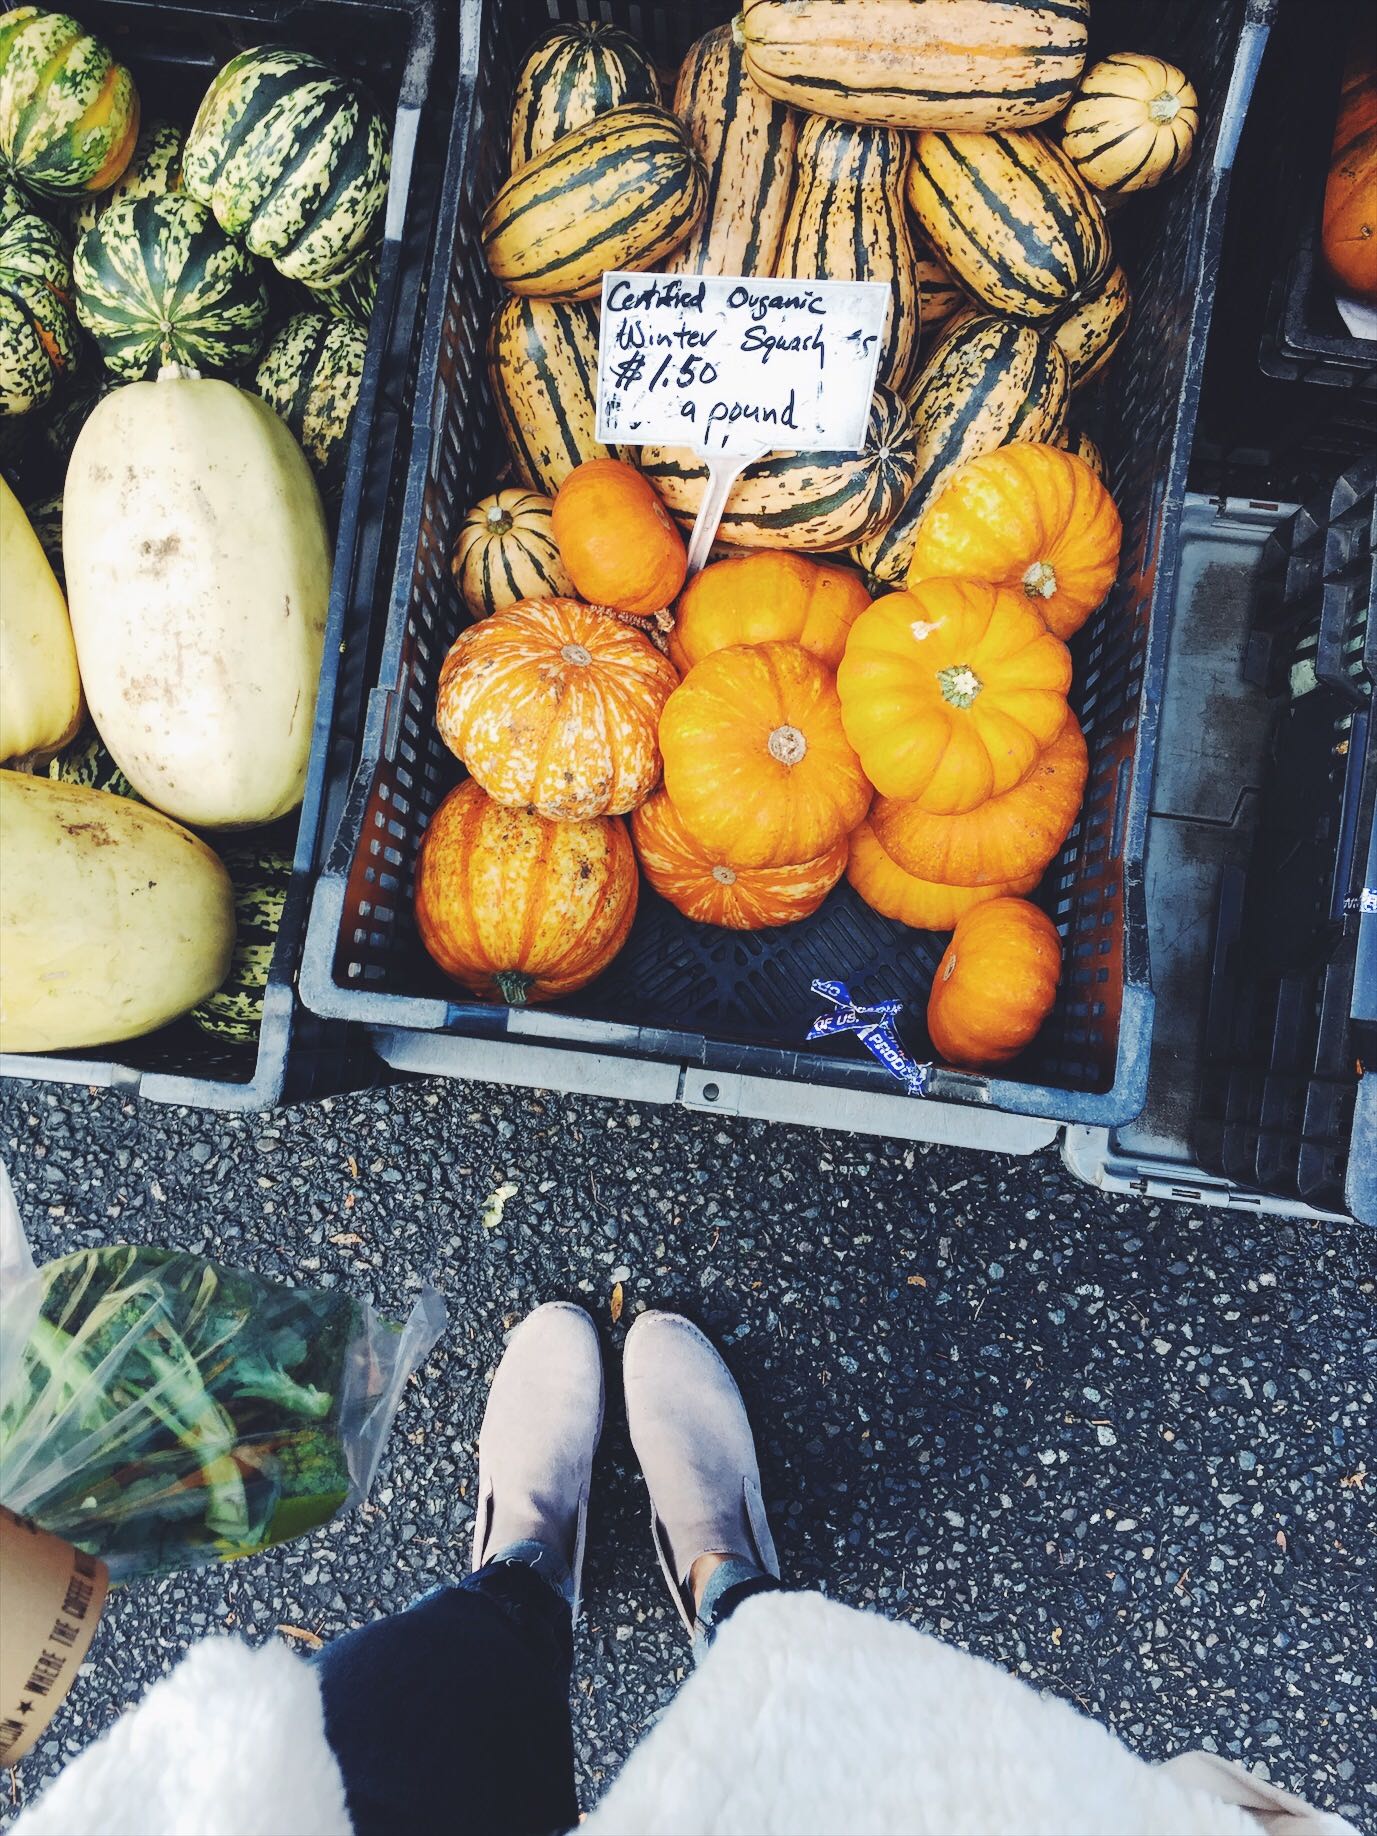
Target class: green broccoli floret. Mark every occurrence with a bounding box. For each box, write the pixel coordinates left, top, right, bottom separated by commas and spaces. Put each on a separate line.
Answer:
262, 1430, 353, 1546
226, 1355, 333, 1420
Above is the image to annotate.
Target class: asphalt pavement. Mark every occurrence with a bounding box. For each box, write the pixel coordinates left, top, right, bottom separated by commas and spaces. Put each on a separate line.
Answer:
1, 1076, 1373, 1828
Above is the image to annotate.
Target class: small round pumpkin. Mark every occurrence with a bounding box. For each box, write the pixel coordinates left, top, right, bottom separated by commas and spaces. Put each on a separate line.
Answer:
0, 7, 140, 200
659, 642, 871, 870
836, 578, 1072, 812
1061, 54, 1198, 197
927, 896, 1062, 1067
1323, 51, 1377, 301
414, 779, 638, 1005
904, 445, 1121, 642
451, 489, 576, 619
1052, 262, 1131, 390
871, 714, 1088, 886
847, 818, 1038, 932
552, 457, 687, 615
669, 552, 870, 675
436, 596, 678, 820
633, 787, 847, 929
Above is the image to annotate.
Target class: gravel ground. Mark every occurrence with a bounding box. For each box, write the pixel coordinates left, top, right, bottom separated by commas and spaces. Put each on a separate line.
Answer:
1, 1077, 1373, 1829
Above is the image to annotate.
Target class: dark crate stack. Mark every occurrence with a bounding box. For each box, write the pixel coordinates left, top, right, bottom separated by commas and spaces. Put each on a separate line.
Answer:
1197, 462, 1376, 1212
301, 0, 1275, 1131
0, 0, 460, 1108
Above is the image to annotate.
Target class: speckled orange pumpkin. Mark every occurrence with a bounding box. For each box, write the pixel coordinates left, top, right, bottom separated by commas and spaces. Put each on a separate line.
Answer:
414, 779, 637, 1004
435, 596, 679, 820
551, 457, 687, 615
926, 896, 1062, 1067
632, 787, 846, 928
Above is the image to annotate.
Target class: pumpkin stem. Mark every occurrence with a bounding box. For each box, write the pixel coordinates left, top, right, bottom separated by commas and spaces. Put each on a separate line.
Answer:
767, 724, 807, 766
560, 643, 593, 667
730, 11, 746, 48
711, 865, 738, 885
495, 970, 535, 1005
157, 361, 201, 382
1023, 560, 1058, 601
936, 664, 982, 709
484, 503, 514, 535
1148, 89, 1180, 123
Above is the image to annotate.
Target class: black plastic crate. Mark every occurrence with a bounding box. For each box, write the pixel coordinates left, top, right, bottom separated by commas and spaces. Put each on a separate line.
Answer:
1195, 460, 1376, 1209
301, 0, 1274, 1134
1, 0, 460, 1109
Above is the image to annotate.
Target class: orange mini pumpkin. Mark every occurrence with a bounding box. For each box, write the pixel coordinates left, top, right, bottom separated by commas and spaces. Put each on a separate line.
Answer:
905, 445, 1121, 642
551, 457, 687, 615
633, 788, 847, 929
436, 596, 679, 820
669, 552, 871, 675
414, 780, 638, 1005
659, 642, 872, 869
872, 714, 1088, 886
836, 578, 1071, 813
927, 896, 1062, 1067
1323, 38, 1377, 301
847, 818, 1037, 932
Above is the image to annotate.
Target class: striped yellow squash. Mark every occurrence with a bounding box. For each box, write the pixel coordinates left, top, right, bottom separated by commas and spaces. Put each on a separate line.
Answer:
1062, 425, 1107, 482
907, 128, 1111, 322
1052, 261, 1131, 388
667, 22, 796, 278
914, 245, 967, 340
855, 315, 1069, 583
450, 489, 576, 619
509, 23, 660, 172
482, 103, 706, 301
1061, 54, 1199, 196
774, 117, 921, 393
486, 296, 621, 494
738, 0, 1088, 132
640, 386, 918, 552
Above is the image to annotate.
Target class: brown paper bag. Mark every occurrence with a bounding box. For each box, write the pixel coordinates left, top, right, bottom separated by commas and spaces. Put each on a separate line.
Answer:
0, 1506, 108, 1765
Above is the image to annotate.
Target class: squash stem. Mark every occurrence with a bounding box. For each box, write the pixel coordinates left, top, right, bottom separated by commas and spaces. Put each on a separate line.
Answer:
767, 725, 807, 766
496, 970, 535, 1005
937, 665, 982, 709
1023, 560, 1058, 601
1148, 91, 1180, 123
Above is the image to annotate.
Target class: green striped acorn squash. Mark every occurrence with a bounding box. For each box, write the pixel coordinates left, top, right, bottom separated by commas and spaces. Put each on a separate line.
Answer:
737, 0, 1088, 133
482, 102, 706, 300
451, 488, 576, 620
487, 293, 624, 493
666, 22, 795, 279
907, 127, 1110, 323
69, 116, 182, 242
510, 21, 660, 172
0, 6, 138, 200
0, 177, 78, 414
1051, 260, 1130, 389
775, 116, 921, 394
24, 484, 59, 577
183, 45, 389, 288
639, 385, 918, 553
254, 309, 365, 498
46, 725, 140, 799
854, 313, 1069, 583
303, 245, 378, 325
191, 841, 291, 1043
74, 192, 269, 380
37, 368, 115, 472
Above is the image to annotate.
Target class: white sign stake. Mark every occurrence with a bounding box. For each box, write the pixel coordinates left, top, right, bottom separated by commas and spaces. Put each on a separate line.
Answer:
596, 272, 890, 574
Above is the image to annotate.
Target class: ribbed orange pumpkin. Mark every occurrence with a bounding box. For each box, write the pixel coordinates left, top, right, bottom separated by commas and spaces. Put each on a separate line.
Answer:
1324, 38, 1377, 301
551, 458, 687, 614
927, 897, 1062, 1067
436, 597, 679, 820
836, 579, 1071, 812
669, 552, 871, 675
414, 780, 638, 1004
904, 445, 1121, 641
659, 642, 871, 869
872, 714, 1088, 886
633, 788, 846, 928
847, 818, 1037, 931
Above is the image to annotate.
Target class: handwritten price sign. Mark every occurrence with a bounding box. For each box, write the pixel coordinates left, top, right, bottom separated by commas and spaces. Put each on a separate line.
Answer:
595, 272, 890, 458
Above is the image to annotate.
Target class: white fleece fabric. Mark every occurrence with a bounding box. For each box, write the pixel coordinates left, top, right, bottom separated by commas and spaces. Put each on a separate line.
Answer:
15, 1593, 1353, 1836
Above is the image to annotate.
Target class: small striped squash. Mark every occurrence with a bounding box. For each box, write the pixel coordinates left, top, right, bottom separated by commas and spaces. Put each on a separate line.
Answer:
641, 385, 919, 553
47, 728, 140, 801
74, 193, 269, 380
914, 245, 967, 342
1052, 261, 1130, 389
667, 22, 796, 278
908, 128, 1110, 322
1061, 54, 1199, 197
183, 46, 390, 287
0, 178, 77, 413
254, 310, 366, 497
69, 117, 182, 243
304, 249, 378, 326
774, 117, 921, 394
1062, 425, 1106, 482
854, 315, 1069, 584
737, 0, 1088, 132
510, 22, 660, 172
191, 842, 291, 1044
451, 489, 575, 619
0, 7, 138, 199
487, 294, 621, 493
482, 103, 706, 301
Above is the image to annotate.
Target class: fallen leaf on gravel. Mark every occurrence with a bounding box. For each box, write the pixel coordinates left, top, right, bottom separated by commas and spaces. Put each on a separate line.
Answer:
277, 1624, 323, 1650
907, 1274, 927, 1287
346, 1156, 359, 1179
480, 1182, 519, 1231
610, 1282, 624, 1324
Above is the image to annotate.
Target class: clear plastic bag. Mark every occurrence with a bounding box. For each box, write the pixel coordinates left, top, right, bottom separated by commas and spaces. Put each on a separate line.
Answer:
0, 1162, 445, 1581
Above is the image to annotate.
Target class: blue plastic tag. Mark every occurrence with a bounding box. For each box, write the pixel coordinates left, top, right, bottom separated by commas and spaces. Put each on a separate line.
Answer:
807, 980, 931, 1097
